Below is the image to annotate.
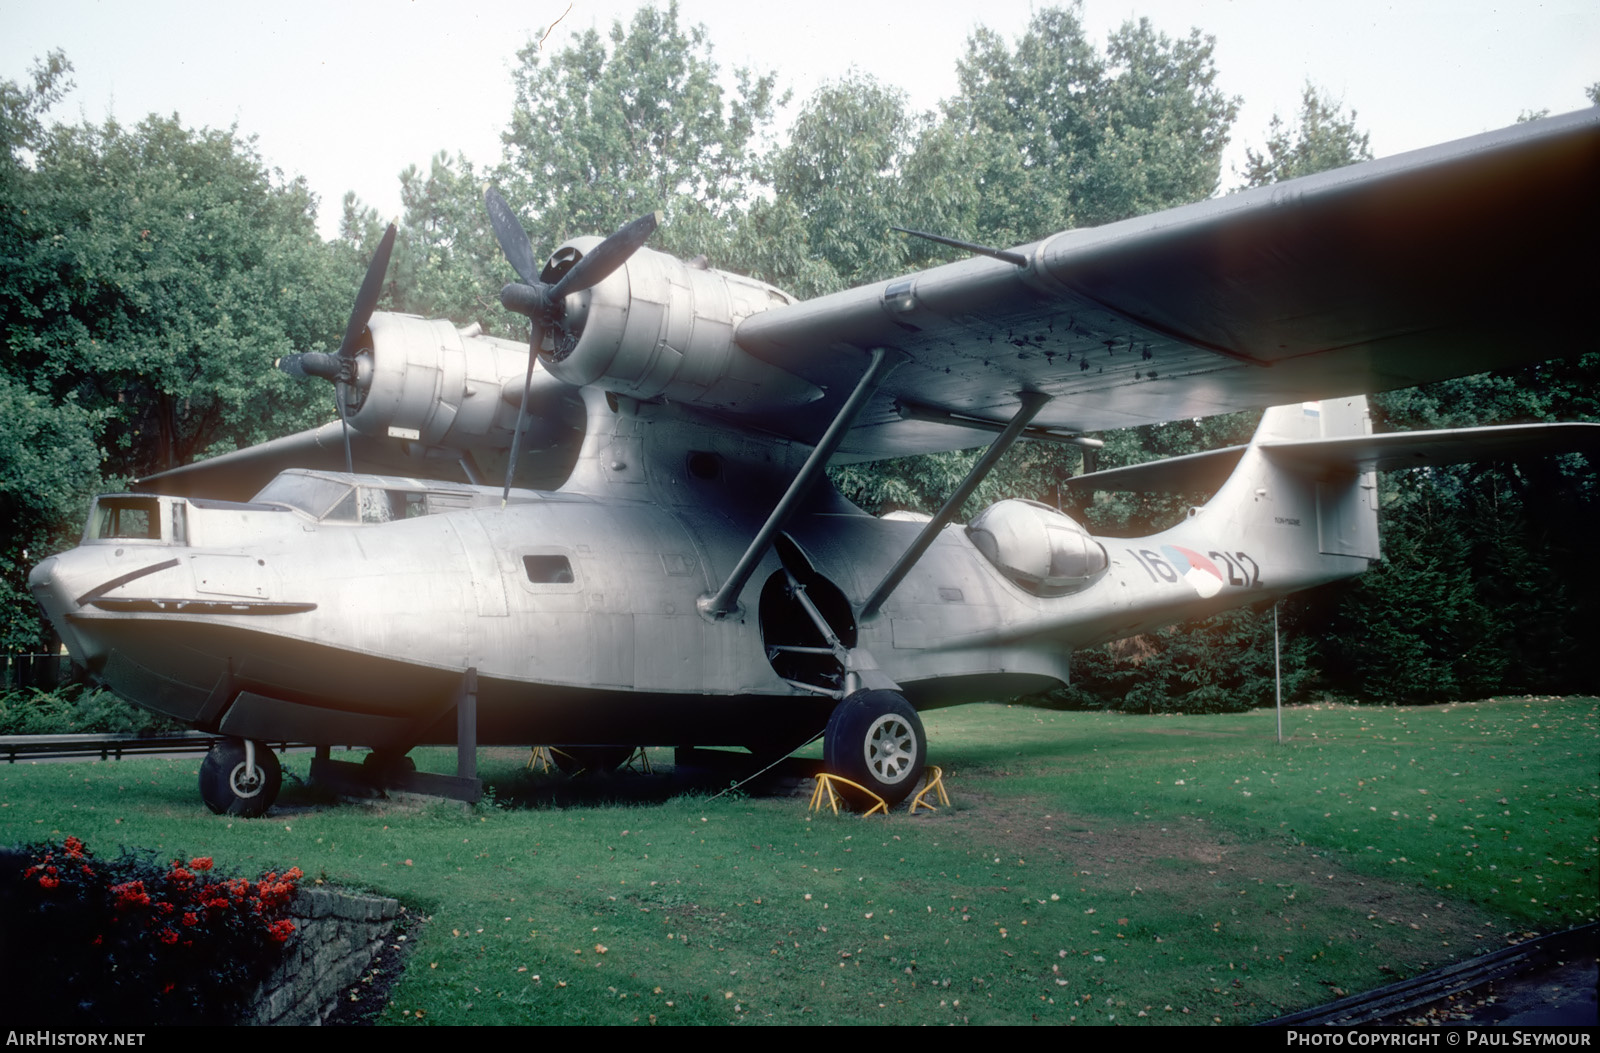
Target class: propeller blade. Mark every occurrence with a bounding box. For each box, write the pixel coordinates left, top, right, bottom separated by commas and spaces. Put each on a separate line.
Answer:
338, 222, 397, 358
485, 187, 540, 285
501, 325, 543, 506
277, 352, 340, 381
334, 382, 355, 475
548, 211, 659, 299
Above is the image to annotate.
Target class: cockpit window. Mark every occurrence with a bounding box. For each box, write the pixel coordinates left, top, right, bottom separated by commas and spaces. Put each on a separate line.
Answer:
253, 472, 475, 524
88, 496, 161, 540
253, 474, 356, 520
356, 488, 429, 523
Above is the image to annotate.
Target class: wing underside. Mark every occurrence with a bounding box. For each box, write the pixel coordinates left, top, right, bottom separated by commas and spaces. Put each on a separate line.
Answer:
733, 109, 1600, 460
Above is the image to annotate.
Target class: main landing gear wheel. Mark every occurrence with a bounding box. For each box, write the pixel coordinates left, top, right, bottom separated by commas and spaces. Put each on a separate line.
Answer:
199, 738, 282, 817
824, 690, 926, 806
552, 746, 634, 777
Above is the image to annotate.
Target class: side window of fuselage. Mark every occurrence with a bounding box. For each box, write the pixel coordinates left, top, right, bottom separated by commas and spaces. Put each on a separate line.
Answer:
523, 555, 575, 584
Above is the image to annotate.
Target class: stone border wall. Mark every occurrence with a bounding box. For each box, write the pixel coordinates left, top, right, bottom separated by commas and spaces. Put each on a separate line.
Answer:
249, 887, 401, 1025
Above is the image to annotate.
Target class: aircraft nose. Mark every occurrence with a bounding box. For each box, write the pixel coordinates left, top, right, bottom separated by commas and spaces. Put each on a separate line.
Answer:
29, 553, 96, 665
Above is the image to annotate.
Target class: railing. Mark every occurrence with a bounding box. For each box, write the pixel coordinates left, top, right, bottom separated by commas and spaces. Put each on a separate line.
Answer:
2, 653, 73, 690
0, 731, 222, 763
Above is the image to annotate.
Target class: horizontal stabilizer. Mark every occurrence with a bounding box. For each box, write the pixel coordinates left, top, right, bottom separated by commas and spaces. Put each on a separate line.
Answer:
1068, 422, 1599, 493
1065, 445, 1246, 494
1260, 422, 1600, 473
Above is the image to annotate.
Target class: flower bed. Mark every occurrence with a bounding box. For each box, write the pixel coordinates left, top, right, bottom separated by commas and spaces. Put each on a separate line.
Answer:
2, 836, 302, 1025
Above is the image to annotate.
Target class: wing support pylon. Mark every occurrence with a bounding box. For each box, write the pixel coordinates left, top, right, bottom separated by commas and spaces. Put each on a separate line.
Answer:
860, 390, 1054, 620
699, 347, 907, 620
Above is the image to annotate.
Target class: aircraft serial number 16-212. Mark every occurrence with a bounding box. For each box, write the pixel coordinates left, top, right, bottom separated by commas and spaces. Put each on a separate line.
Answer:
29, 109, 1600, 815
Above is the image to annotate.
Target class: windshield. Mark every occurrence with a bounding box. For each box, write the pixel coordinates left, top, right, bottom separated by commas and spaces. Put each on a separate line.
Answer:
252, 474, 355, 520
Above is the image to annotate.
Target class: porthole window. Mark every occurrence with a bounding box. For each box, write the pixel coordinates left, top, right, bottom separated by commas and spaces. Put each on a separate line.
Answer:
523, 555, 575, 584
686, 451, 722, 481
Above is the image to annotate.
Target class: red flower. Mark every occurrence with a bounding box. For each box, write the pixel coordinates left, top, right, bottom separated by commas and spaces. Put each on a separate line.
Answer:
266, 919, 295, 944
63, 837, 85, 858
112, 880, 151, 910
38, 875, 59, 890
183, 912, 199, 927
189, 857, 213, 871
158, 928, 178, 945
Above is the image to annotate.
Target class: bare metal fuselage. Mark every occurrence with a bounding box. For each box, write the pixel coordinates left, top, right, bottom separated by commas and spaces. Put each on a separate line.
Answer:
29, 392, 1371, 755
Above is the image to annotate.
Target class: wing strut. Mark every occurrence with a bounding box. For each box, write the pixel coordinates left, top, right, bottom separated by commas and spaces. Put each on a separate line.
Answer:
699, 347, 907, 621
860, 391, 1053, 620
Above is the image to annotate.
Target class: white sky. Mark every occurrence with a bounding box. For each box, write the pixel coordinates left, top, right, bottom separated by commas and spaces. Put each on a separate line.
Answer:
2, 0, 1595, 240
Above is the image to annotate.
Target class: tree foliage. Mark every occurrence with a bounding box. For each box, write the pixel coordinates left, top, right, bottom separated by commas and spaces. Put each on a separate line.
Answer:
500, 0, 781, 263
0, 53, 348, 646
944, 6, 1237, 239
1241, 83, 1372, 187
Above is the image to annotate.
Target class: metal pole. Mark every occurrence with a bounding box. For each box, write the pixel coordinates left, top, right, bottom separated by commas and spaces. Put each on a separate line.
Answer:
860, 390, 1052, 619
1274, 602, 1283, 745
699, 347, 905, 619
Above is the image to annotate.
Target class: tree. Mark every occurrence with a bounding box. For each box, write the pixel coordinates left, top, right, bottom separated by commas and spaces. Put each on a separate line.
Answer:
1240, 83, 1372, 187
498, 1, 781, 265
758, 73, 983, 295
0, 55, 349, 647
943, 5, 1238, 240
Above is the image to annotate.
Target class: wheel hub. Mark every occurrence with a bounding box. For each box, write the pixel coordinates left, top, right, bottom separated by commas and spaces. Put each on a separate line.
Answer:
228, 762, 264, 798
864, 715, 915, 784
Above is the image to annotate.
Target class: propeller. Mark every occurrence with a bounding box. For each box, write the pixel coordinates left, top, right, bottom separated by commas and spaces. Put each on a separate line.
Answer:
484, 186, 658, 503
277, 222, 398, 473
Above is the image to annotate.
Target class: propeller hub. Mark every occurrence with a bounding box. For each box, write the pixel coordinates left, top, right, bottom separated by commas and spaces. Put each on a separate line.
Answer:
500, 282, 548, 319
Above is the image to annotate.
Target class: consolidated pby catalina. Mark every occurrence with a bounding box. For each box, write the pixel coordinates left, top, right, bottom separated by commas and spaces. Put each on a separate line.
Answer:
28, 109, 1600, 816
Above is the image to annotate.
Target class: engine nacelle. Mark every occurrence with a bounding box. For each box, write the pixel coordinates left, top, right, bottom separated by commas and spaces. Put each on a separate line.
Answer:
347, 313, 576, 451
967, 499, 1109, 597
538, 239, 823, 414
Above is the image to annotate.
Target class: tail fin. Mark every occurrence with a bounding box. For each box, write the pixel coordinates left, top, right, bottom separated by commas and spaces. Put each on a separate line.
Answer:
1251, 397, 1380, 560
1070, 396, 1598, 589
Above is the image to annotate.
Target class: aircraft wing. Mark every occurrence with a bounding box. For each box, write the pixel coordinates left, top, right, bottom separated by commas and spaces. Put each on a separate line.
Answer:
733, 109, 1600, 461
137, 423, 478, 502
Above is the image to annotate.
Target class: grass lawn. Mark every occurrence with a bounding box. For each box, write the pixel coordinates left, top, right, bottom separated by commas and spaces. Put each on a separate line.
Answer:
2, 696, 1595, 1025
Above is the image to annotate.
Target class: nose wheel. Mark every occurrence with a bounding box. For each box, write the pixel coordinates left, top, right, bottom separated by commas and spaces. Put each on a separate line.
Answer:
824, 690, 926, 805
199, 738, 282, 817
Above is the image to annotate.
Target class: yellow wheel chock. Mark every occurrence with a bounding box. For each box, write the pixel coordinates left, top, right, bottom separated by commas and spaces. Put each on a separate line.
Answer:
530, 746, 652, 775
809, 773, 889, 816
909, 766, 948, 813
808, 766, 950, 816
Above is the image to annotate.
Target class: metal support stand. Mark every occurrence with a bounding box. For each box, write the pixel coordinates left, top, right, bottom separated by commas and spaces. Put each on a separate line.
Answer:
456, 667, 478, 782
861, 390, 1053, 619
700, 347, 906, 619
309, 667, 483, 803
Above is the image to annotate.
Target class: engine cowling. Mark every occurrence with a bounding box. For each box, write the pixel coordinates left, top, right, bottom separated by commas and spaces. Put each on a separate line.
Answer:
967, 499, 1109, 597
536, 239, 823, 414
344, 313, 576, 451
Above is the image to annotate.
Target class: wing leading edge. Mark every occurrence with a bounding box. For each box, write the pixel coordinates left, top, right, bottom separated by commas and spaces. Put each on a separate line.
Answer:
734, 109, 1600, 461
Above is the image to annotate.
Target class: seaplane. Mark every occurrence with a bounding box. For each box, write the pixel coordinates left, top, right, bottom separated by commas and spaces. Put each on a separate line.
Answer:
28, 108, 1600, 815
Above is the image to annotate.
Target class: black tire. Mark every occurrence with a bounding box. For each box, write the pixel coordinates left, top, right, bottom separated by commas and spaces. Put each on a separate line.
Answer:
823, 690, 926, 805
552, 746, 633, 777
199, 738, 282, 817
